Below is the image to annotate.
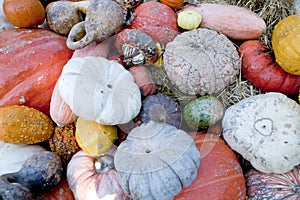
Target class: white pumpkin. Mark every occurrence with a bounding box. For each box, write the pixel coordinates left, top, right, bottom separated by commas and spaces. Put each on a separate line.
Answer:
58, 56, 141, 125
0, 141, 46, 175
222, 92, 300, 173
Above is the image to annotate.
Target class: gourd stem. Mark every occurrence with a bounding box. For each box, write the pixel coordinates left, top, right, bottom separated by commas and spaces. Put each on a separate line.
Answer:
94, 154, 115, 174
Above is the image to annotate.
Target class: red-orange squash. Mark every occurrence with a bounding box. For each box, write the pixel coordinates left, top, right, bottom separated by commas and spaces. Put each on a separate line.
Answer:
0, 28, 74, 115
239, 40, 300, 95
130, 2, 178, 45
175, 133, 246, 200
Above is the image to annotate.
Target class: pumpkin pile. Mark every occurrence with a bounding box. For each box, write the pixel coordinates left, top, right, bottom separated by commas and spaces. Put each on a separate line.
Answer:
0, 0, 300, 199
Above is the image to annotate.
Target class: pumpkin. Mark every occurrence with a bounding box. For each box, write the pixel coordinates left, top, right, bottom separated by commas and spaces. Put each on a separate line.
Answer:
128, 66, 157, 97
67, 147, 129, 200
66, 0, 124, 50
49, 122, 80, 165
183, 96, 225, 131
0, 105, 54, 144
72, 39, 112, 58
0, 0, 14, 32
75, 117, 117, 156
245, 165, 300, 199
50, 81, 77, 127
239, 40, 300, 96
46, 0, 89, 35
272, 15, 300, 75
3, 0, 45, 28
40, 176, 75, 200
58, 56, 141, 125
139, 93, 182, 128
0, 28, 74, 115
175, 133, 246, 200
0, 142, 46, 176
177, 10, 202, 30
222, 92, 300, 173
130, 2, 179, 45
163, 28, 240, 96
0, 151, 63, 193
160, 0, 183, 10
181, 3, 266, 40
114, 121, 200, 200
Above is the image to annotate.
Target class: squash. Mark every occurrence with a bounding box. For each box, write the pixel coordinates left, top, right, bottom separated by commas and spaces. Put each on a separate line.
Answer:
272, 15, 300, 75
49, 122, 80, 165
0, 151, 63, 193
72, 39, 112, 58
160, 0, 183, 10
139, 93, 182, 128
67, 147, 128, 200
183, 96, 225, 131
40, 176, 75, 200
0, 105, 54, 144
163, 28, 240, 96
239, 40, 300, 95
245, 165, 300, 199
0, 142, 46, 176
175, 133, 246, 200
222, 92, 300, 173
177, 10, 202, 30
3, 0, 45, 28
58, 56, 141, 125
130, 2, 179, 45
114, 121, 200, 200
75, 117, 117, 156
0, 0, 14, 32
0, 28, 74, 115
128, 66, 157, 97
50, 81, 77, 127
181, 3, 266, 40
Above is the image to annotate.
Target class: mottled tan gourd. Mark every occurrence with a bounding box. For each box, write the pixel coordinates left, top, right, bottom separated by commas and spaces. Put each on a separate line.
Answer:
222, 92, 300, 173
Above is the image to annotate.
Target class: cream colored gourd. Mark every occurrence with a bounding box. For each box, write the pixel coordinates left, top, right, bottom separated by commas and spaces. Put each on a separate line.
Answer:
0, 142, 46, 175
58, 56, 141, 125
114, 121, 200, 199
222, 92, 300, 173
177, 10, 202, 30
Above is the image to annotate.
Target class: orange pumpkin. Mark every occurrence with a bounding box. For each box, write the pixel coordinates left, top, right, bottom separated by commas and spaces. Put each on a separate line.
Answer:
0, 28, 73, 115
239, 40, 300, 95
130, 2, 179, 45
175, 133, 246, 200
3, 0, 45, 27
160, 0, 184, 10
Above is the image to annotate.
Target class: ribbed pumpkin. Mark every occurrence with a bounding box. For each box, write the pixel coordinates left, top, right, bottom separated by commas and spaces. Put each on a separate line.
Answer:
175, 133, 246, 200
177, 10, 202, 30
272, 15, 300, 75
3, 0, 45, 27
239, 40, 300, 95
0, 28, 74, 115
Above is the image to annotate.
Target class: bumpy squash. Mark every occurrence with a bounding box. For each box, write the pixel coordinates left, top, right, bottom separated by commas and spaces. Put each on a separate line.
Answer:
272, 15, 300, 75
0, 28, 74, 115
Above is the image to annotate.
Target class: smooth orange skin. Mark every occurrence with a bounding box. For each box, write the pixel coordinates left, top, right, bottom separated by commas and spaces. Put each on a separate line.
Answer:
3, 0, 46, 28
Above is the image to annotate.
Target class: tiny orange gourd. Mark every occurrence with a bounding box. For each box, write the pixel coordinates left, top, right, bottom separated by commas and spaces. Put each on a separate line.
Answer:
160, 0, 184, 10
272, 15, 300, 75
3, 0, 46, 28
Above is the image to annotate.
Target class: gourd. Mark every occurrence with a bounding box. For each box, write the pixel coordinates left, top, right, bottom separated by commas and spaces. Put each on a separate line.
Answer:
222, 92, 300, 173
163, 28, 240, 96
175, 133, 246, 199
0, 151, 63, 194
3, 0, 45, 28
49, 123, 80, 165
239, 40, 300, 95
58, 56, 141, 125
177, 10, 202, 30
114, 121, 200, 200
183, 96, 225, 131
75, 117, 117, 156
0, 28, 74, 115
181, 3, 266, 40
0, 0, 14, 32
67, 147, 128, 200
130, 2, 179, 45
160, 0, 184, 10
128, 66, 156, 97
0, 142, 46, 176
0, 105, 54, 144
245, 165, 300, 199
139, 93, 182, 128
272, 15, 300, 75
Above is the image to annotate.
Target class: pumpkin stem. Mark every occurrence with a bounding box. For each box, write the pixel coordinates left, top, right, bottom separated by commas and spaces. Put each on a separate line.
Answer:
94, 154, 115, 174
